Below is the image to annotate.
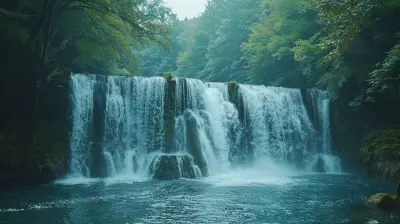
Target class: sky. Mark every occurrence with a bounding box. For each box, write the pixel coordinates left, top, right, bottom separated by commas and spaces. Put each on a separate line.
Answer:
165, 0, 207, 20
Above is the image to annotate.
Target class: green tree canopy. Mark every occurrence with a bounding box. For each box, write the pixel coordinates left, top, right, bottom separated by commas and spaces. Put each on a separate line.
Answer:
0, 0, 175, 78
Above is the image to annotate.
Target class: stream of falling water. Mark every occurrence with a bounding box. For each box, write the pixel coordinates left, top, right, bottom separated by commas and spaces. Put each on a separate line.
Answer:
67, 74, 340, 179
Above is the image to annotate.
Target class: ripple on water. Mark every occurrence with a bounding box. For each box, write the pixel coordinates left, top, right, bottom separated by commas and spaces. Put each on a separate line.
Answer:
1, 174, 400, 224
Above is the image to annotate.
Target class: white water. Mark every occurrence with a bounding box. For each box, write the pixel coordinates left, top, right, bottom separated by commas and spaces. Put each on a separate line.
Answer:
68, 74, 167, 178
66, 74, 340, 181
238, 85, 314, 164
69, 75, 95, 177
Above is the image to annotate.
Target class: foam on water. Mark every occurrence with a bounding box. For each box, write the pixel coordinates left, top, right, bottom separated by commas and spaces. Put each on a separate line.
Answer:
102, 175, 150, 186
55, 176, 101, 185
55, 175, 148, 186
197, 158, 300, 187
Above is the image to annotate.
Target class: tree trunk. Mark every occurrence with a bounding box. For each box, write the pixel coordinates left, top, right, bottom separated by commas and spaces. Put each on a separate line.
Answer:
24, 0, 57, 148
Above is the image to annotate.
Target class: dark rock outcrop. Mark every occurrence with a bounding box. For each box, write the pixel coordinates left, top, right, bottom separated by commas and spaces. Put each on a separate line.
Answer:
163, 77, 176, 153
184, 110, 209, 176
149, 154, 199, 180
227, 81, 245, 122
90, 77, 108, 178
227, 81, 253, 165
397, 181, 400, 196
0, 75, 70, 189
365, 193, 400, 211
312, 156, 326, 172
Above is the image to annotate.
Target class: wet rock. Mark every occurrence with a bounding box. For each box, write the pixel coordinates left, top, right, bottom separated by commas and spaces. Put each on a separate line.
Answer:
312, 156, 326, 172
184, 110, 209, 176
163, 78, 176, 153
90, 80, 108, 178
397, 181, 400, 196
149, 155, 199, 180
365, 193, 400, 211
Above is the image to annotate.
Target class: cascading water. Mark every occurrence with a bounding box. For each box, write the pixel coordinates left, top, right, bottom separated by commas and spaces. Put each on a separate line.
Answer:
67, 74, 340, 180
173, 78, 237, 175
69, 75, 95, 177
68, 74, 168, 178
305, 89, 341, 172
238, 85, 315, 165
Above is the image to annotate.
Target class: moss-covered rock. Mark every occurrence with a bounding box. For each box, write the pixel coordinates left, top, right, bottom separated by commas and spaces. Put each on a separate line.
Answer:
365, 193, 400, 211
164, 72, 173, 81
359, 130, 400, 179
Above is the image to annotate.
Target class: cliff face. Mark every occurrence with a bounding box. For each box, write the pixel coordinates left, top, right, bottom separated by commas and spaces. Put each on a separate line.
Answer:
0, 75, 70, 189
359, 130, 400, 179
331, 79, 400, 179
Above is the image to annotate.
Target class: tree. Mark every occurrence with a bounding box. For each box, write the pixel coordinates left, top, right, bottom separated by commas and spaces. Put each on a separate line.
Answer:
241, 0, 317, 87
173, 0, 261, 82
0, 0, 175, 146
139, 20, 185, 77
1, 0, 175, 77
201, 0, 260, 82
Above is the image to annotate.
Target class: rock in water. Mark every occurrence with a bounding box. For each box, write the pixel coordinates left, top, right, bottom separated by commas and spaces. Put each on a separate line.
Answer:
397, 181, 400, 196
312, 156, 326, 172
149, 155, 199, 180
365, 193, 400, 211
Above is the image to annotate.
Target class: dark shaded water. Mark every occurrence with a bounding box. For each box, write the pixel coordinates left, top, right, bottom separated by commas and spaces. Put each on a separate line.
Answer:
0, 173, 398, 224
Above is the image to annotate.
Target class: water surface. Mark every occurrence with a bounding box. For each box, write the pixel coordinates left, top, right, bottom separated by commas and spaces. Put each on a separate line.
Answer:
0, 173, 398, 224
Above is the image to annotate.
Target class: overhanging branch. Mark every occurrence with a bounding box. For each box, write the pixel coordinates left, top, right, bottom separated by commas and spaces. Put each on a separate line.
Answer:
0, 8, 33, 21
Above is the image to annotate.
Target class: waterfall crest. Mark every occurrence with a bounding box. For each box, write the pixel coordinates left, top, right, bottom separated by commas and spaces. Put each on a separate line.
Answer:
68, 74, 340, 179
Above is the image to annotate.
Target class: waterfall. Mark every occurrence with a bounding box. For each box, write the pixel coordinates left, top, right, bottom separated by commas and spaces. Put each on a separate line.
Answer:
67, 74, 340, 179
305, 89, 341, 172
69, 75, 95, 177
237, 85, 315, 166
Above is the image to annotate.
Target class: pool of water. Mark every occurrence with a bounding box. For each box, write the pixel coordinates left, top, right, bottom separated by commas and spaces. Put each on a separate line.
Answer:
0, 171, 398, 224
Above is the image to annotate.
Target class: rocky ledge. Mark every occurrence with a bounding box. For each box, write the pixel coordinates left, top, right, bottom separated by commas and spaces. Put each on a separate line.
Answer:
365, 193, 400, 211
149, 154, 201, 180
365, 181, 400, 211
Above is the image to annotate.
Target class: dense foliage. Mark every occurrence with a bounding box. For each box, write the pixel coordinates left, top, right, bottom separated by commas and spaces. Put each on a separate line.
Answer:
360, 130, 400, 179
140, 0, 400, 103
0, 0, 175, 153
0, 0, 175, 77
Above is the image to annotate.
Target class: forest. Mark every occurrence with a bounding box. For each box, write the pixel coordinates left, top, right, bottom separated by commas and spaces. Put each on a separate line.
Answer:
0, 0, 400, 186
140, 0, 400, 102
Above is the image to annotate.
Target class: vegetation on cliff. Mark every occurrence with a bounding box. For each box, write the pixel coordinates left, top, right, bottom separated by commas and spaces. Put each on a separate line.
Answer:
360, 130, 400, 179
